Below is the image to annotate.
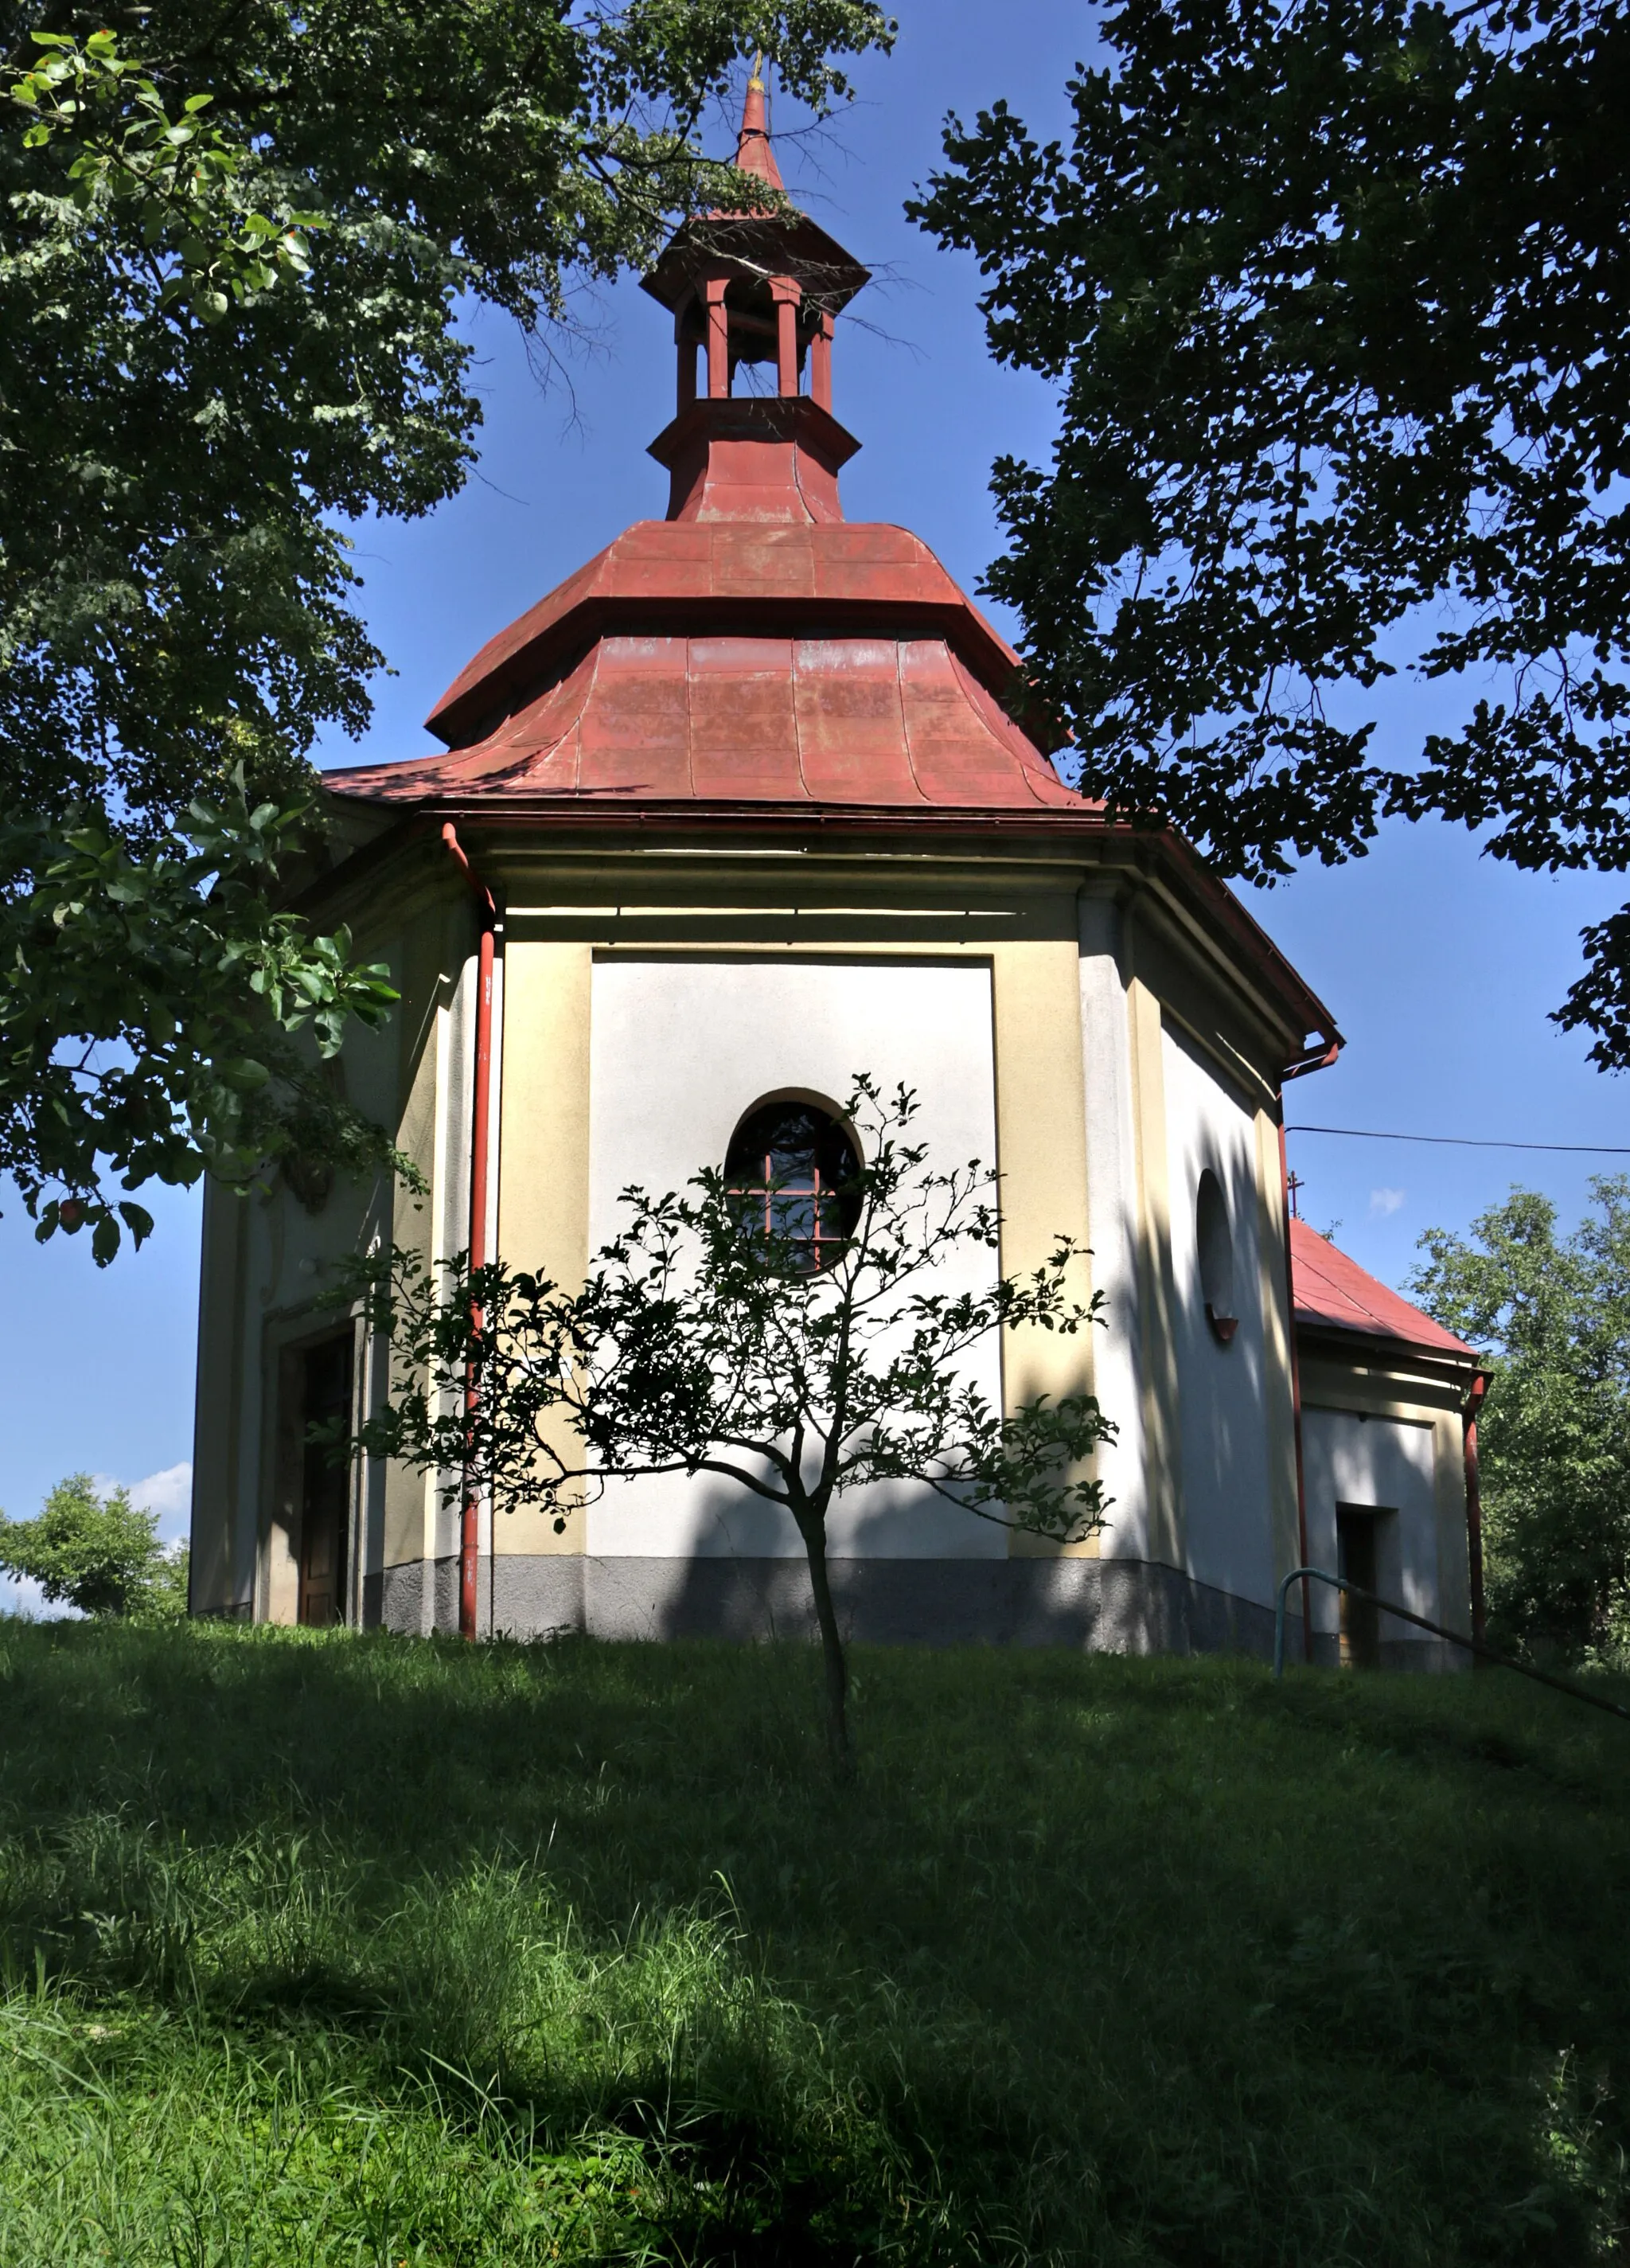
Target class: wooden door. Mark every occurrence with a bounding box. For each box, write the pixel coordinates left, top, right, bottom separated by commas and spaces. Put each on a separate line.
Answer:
298, 1334, 353, 1626
1336, 1509, 1379, 1670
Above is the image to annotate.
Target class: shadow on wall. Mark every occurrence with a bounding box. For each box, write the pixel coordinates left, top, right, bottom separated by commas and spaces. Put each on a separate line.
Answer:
493, 1475, 1281, 1660
1172, 1133, 1276, 1603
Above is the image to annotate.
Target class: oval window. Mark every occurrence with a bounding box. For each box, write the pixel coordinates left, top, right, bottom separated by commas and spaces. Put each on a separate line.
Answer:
724, 1099, 861, 1275
1196, 1168, 1238, 1345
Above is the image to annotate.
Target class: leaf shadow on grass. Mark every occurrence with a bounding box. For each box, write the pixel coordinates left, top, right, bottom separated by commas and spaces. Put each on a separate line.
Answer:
2, 1621, 1629, 2265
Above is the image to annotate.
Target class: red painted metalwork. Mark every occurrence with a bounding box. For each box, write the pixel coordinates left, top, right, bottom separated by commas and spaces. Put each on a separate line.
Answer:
1464, 1372, 1489, 1649
1289, 1217, 1478, 1358
727, 1150, 845, 1270
415, 517, 1016, 745
811, 309, 833, 412
704, 276, 729, 400
771, 277, 801, 397
352, 627, 1080, 813
1282, 1036, 1341, 1082
725, 1142, 854, 1274
644, 88, 866, 326
723, 1100, 859, 1268
441, 822, 497, 1642
1279, 1123, 1315, 1663
732, 66, 786, 192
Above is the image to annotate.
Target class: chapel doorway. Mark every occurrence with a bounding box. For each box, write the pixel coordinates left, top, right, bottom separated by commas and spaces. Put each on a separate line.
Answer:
1336, 1506, 1382, 1669
297, 1333, 353, 1626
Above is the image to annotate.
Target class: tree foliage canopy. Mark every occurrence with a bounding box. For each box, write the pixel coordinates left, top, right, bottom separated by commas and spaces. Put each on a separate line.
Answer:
910, 0, 1630, 1059
1413, 1179, 1630, 1657
0, 1470, 189, 1618
1, 0, 892, 1255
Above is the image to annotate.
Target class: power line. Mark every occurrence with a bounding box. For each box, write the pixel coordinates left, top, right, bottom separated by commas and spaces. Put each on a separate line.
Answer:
1287, 1124, 1630, 1156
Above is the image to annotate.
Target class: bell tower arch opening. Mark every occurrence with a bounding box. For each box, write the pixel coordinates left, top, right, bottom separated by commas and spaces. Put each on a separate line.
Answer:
641, 67, 868, 521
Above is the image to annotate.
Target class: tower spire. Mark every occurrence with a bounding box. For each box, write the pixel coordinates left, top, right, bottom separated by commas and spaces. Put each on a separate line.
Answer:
639, 66, 871, 524
734, 55, 785, 193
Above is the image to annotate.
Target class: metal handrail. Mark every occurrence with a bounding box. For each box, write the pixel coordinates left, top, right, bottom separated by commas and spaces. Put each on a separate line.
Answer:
1273, 1565, 1630, 1723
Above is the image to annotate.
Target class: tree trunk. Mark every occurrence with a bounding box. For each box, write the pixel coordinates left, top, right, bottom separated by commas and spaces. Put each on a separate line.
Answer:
798, 1517, 852, 1777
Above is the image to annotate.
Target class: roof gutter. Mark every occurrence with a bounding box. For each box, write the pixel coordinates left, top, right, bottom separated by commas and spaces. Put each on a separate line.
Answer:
1282, 1036, 1341, 1082
442, 822, 499, 1643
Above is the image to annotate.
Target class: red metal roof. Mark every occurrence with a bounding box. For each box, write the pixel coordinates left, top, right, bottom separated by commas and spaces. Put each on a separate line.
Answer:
417, 517, 1029, 744
329, 517, 1081, 813
1290, 1217, 1477, 1360
322, 82, 1079, 820
731, 71, 784, 193
310, 82, 1344, 1080
640, 78, 869, 323
336, 626, 1078, 811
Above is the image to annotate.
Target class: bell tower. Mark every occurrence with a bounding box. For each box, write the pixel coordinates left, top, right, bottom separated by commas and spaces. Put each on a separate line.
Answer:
640, 68, 872, 524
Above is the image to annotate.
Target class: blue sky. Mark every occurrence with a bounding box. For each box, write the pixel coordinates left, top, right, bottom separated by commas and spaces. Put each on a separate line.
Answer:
2, 0, 1624, 1588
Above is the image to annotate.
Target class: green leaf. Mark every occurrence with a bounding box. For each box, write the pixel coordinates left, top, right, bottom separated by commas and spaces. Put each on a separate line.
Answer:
118, 1200, 156, 1247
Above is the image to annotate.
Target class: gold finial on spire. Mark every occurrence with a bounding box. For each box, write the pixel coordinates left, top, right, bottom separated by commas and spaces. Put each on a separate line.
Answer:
734, 53, 782, 190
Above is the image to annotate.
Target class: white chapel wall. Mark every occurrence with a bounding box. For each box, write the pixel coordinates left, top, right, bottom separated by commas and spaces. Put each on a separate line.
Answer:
1300, 1406, 1441, 1645
1075, 899, 1149, 1560
232, 928, 412, 1621
584, 954, 1005, 1563
1160, 1021, 1277, 1606
191, 902, 469, 1619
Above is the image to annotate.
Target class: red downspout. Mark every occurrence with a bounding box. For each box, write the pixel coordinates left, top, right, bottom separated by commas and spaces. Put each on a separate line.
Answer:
1279, 1032, 1339, 1664
1463, 1372, 1488, 1654
1278, 1122, 1314, 1664
442, 823, 497, 1643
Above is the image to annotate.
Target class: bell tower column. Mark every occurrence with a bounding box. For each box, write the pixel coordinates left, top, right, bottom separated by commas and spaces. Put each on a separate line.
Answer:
771, 277, 802, 396
675, 302, 697, 411
810, 309, 834, 412
704, 276, 730, 399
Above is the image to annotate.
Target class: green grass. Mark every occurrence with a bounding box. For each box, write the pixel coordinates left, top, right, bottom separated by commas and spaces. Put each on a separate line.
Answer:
1, 1625, 1628, 2265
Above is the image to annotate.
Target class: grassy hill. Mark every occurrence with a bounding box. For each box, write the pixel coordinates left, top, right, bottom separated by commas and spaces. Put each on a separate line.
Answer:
1, 1622, 1627, 2266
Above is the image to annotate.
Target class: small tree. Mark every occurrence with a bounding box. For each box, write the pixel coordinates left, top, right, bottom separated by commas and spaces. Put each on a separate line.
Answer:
0, 1473, 189, 1620
340, 1079, 1113, 1768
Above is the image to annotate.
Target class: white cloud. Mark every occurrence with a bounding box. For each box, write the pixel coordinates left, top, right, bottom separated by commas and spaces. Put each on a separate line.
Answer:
88, 1461, 193, 1542
131, 1462, 193, 1539
1369, 1187, 1406, 1219
0, 1571, 72, 1622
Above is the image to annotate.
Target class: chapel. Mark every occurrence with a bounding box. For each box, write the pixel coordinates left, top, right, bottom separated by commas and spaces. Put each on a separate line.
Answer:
187, 77, 1486, 1668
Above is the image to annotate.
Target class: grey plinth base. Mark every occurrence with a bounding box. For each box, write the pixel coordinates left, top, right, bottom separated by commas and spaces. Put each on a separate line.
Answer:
365, 1554, 478, 1637
1304, 1629, 1468, 1673
370, 1553, 1289, 1659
